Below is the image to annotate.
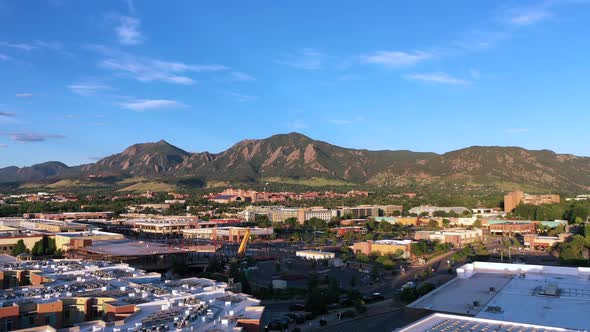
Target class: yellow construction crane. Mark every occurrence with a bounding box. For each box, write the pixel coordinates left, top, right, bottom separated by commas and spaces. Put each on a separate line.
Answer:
237, 228, 251, 257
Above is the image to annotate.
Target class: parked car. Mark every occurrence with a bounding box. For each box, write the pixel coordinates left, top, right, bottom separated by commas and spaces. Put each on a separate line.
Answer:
289, 303, 305, 311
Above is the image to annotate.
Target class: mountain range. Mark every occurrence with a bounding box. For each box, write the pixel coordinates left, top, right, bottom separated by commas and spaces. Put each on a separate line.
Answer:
2, 132, 589, 192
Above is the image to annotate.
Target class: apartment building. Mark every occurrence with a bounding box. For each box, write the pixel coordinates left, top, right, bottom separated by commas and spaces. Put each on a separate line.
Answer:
503, 191, 560, 212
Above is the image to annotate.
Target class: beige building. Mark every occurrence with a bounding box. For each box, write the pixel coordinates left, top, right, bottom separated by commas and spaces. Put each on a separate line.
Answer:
54, 231, 125, 251
414, 229, 483, 247
352, 239, 413, 258
504, 191, 560, 212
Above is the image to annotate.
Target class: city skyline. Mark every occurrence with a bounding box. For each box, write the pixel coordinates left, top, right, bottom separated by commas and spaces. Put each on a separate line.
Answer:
2, 1, 590, 167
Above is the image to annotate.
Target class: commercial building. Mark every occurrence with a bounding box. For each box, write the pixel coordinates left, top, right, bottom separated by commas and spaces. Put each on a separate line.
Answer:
0, 260, 264, 332
523, 233, 571, 249
504, 191, 561, 212
54, 231, 125, 252
330, 226, 366, 237
268, 208, 299, 223
352, 239, 413, 258
408, 261, 590, 330
130, 220, 192, 235
414, 229, 483, 247
22, 212, 114, 221
485, 220, 536, 235
295, 250, 335, 260
408, 206, 470, 216
126, 204, 171, 213
0, 234, 45, 255
298, 208, 335, 224
183, 227, 273, 243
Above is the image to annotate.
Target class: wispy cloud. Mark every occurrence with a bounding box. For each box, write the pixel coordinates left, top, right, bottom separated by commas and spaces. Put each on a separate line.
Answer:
226, 92, 258, 102
118, 98, 186, 111
0, 144, 7, 148
228, 71, 255, 82
329, 119, 353, 125
405, 72, 470, 85
275, 49, 325, 70
33, 40, 62, 50
1, 132, 65, 142
504, 128, 530, 134
0, 40, 62, 51
68, 82, 112, 96
91, 46, 228, 84
503, 5, 552, 26
0, 42, 36, 51
88, 156, 104, 161
288, 119, 308, 130
116, 16, 144, 45
0, 53, 10, 61
126, 0, 136, 15
360, 51, 431, 67
15, 93, 34, 98
0, 112, 15, 117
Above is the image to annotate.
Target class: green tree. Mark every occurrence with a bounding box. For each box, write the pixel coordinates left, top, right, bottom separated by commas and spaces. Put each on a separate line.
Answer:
557, 235, 588, 265
11, 240, 27, 256
426, 219, 440, 230
31, 236, 57, 257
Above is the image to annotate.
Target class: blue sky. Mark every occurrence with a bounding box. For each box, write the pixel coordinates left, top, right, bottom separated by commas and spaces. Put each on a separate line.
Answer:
1, 0, 590, 167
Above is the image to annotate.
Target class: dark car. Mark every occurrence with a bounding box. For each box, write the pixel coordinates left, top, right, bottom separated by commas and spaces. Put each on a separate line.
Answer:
265, 319, 287, 331
284, 313, 305, 324
289, 303, 305, 311
340, 298, 354, 307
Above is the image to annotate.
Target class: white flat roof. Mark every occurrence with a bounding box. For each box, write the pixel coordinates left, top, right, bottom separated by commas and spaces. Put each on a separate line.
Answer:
409, 262, 590, 330
397, 313, 579, 332
374, 239, 413, 245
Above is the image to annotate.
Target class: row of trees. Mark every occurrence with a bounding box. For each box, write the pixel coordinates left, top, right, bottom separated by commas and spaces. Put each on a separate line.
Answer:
512, 202, 590, 223
10, 237, 60, 257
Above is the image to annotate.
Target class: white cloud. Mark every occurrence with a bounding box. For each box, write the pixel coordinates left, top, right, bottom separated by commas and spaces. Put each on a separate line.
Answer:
226, 92, 258, 102
0, 41, 61, 51
405, 72, 470, 85
34, 40, 62, 50
360, 50, 431, 67
275, 49, 325, 70
116, 16, 144, 45
504, 128, 530, 134
228, 71, 255, 82
0, 42, 36, 51
118, 98, 186, 111
92, 47, 228, 84
507, 9, 551, 26
15, 93, 34, 98
68, 83, 112, 96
